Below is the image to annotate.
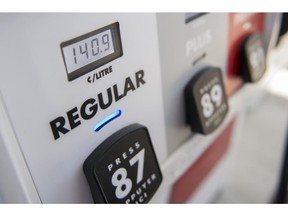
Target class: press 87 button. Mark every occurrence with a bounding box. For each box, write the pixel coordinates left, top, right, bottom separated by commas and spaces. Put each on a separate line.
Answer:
83, 123, 162, 203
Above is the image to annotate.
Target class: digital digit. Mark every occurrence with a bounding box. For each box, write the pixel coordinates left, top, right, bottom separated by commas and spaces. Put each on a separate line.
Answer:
249, 46, 264, 70
79, 42, 89, 59
102, 34, 110, 51
258, 48, 265, 62
73, 48, 77, 64
111, 148, 146, 199
201, 93, 214, 118
91, 38, 100, 56
210, 84, 222, 107
111, 167, 132, 199
129, 149, 145, 184
256, 47, 264, 69
249, 50, 259, 69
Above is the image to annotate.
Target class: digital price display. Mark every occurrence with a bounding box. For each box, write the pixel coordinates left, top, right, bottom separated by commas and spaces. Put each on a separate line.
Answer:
83, 124, 162, 203
61, 22, 123, 81
185, 67, 228, 134
240, 32, 266, 83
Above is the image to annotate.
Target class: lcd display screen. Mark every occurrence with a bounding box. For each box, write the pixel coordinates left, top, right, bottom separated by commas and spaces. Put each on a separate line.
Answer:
61, 22, 122, 81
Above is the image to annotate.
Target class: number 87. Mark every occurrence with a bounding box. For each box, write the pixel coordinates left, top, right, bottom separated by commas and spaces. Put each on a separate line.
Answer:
200, 84, 222, 118
111, 148, 145, 199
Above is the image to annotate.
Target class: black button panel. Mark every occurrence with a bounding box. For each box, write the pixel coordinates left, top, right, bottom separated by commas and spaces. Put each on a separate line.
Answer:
83, 123, 162, 203
185, 67, 229, 134
240, 32, 266, 83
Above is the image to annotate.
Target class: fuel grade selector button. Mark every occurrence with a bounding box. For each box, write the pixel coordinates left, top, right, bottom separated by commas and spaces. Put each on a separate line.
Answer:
185, 67, 229, 134
83, 124, 162, 203
239, 32, 266, 83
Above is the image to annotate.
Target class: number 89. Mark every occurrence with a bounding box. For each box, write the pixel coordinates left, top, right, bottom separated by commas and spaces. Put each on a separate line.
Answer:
201, 84, 223, 118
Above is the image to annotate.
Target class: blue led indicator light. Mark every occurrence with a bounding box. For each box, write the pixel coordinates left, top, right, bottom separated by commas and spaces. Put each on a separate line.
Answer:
94, 109, 122, 132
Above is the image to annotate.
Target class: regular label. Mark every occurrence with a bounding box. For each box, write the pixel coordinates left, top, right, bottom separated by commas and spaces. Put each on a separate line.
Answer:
83, 124, 162, 203
185, 67, 228, 134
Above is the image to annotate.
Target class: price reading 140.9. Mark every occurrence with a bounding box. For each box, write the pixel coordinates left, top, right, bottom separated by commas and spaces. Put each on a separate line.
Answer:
63, 29, 114, 74
72, 30, 113, 65
61, 22, 122, 81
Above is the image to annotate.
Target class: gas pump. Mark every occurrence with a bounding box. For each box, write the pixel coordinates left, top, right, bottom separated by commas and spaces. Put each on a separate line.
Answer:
0, 13, 284, 203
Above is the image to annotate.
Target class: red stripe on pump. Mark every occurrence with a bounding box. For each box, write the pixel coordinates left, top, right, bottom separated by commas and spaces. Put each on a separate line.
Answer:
169, 118, 236, 203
